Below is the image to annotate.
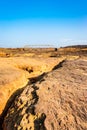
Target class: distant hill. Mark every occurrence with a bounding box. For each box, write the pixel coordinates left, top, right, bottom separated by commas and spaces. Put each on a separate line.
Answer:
64, 45, 87, 48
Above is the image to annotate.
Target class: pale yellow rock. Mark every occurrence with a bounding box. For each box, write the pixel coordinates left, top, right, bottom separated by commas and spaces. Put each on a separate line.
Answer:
0, 57, 65, 115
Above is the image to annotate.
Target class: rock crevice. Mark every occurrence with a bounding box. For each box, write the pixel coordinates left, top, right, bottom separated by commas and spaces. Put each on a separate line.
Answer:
2, 76, 47, 130
1, 58, 87, 130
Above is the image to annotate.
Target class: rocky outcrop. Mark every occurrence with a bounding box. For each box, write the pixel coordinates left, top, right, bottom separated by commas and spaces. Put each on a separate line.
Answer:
3, 59, 87, 130
0, 57, 65, 115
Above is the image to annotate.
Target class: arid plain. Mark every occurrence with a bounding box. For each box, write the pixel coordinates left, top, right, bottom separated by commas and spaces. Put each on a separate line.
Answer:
0, 46, 87, 130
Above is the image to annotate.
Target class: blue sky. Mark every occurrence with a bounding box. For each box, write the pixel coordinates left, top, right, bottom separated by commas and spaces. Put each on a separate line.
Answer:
0, 0, 87, 47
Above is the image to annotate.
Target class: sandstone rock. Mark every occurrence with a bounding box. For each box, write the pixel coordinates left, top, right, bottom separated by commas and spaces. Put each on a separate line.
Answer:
3, 59, 87, 130
0, 57, 64, 115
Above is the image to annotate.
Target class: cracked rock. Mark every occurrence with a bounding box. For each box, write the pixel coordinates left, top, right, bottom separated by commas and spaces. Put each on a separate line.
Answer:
2, 59, 87, 130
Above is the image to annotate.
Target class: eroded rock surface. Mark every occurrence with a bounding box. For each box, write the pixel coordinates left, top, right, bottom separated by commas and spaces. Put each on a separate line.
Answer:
0, 57, 64, 115
3, 59, 87, 130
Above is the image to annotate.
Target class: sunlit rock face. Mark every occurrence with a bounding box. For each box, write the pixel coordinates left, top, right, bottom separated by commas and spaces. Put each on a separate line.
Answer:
0, 46, 87, 130
3, 59, 87, 130
0, 56, 64, 115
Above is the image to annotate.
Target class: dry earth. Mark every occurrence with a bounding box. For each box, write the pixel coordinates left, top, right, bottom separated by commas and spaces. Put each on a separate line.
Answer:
0, 46, 87, 130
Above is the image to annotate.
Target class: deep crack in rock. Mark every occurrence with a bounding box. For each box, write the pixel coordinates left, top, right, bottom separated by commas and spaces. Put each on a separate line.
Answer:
0, 87, 25, 130
52, 59, 66, 70
1, 58, 87, 130
2, 74, 47, 130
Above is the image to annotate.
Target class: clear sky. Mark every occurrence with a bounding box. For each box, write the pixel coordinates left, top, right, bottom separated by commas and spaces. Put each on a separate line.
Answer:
0, 0, 87, 48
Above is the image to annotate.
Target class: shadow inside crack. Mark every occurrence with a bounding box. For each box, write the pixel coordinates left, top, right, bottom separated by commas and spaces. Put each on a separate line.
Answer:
34, 113, 47, 130
29, 72, 47, 84
0, 87, 26, 130
0, 72, 49, 129
52, 60, 66, 70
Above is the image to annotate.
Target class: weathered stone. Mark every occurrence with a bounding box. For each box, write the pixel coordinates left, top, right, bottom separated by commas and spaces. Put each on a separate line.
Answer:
3, 59, 87, 130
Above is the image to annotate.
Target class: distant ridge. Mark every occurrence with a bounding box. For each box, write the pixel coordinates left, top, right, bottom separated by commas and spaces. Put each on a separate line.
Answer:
64, 45, 87, 48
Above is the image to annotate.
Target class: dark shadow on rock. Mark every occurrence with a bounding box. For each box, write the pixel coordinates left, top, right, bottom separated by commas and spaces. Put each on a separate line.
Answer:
0, 86, 26, 130
52, 60, 66, 70
29, 72, 47, 84
34, 113, 47, 130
